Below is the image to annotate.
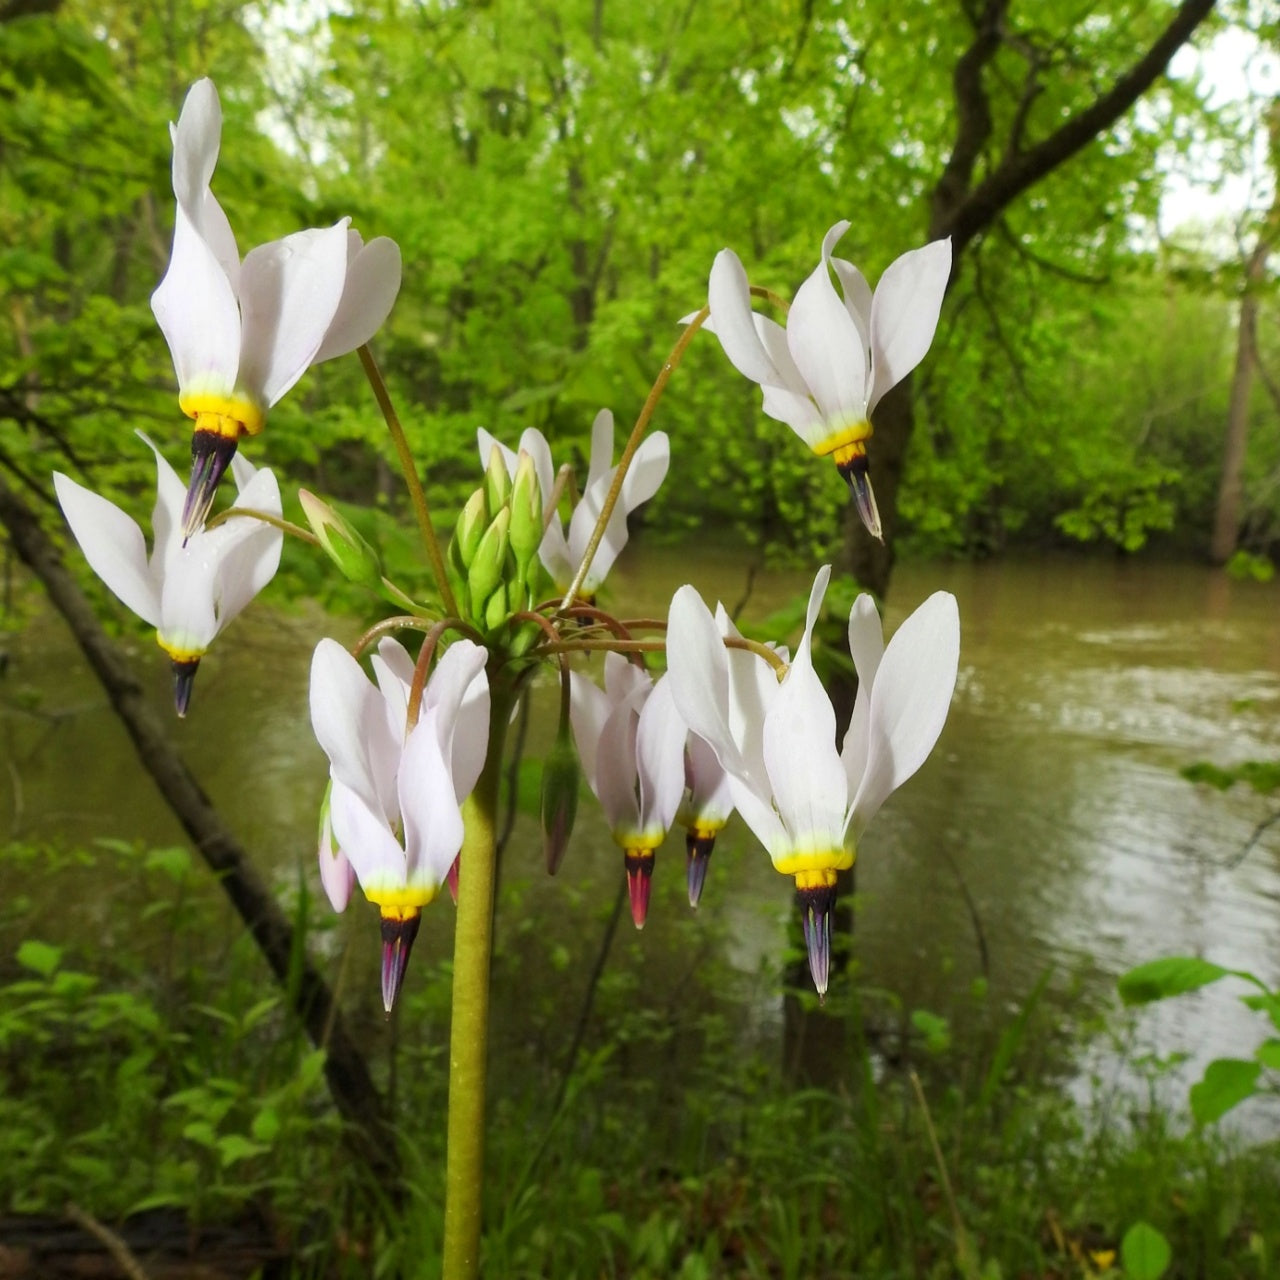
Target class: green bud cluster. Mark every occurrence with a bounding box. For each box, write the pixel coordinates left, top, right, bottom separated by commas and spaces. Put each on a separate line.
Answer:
447, 449, 548, 635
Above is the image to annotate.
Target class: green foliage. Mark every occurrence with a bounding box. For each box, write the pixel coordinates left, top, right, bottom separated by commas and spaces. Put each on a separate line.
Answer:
1180, 759, 1280, 793
1122, 1221, 1172, 1280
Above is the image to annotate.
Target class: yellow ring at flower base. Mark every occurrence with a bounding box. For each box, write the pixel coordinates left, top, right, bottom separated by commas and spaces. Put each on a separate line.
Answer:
367, 888, 438, 919
685, 820, 726, 843
156, 636, 206, 663
812, 419, 872, 464
773, 848, 855, 891
180, 390, 267, 438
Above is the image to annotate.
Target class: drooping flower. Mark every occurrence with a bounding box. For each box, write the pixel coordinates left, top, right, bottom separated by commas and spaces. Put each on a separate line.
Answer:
53, 433, 282, 716
478, 408, 669, 597
676, 727, 736, 909
666, 566, 959, 995
569, 653, 687, 927
151, 78, 402, 537
699, 223, 951, 541
309, 636, 490, 1012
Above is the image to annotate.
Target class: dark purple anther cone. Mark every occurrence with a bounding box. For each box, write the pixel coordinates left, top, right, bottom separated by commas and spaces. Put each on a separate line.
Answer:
836, 453, 883, 543
625, 851, 654, 930
182, 429, 241, 541
797, 882, 838, 1001
685, 831, 716, 909
380, 912, 422, 1014
171, 657, 200, 718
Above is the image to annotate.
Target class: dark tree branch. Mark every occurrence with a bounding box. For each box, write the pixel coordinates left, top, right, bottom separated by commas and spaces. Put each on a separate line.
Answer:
934, 0, 1218, 249
0, 471, 399, 1184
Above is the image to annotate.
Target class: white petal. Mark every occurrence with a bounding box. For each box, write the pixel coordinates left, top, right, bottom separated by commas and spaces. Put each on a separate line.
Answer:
586, 408, 615, 491
169, 81, 240, 288
634, 677, 688, 835
517, 428, 556, 510
309, 639, 399, 820
312, 233, 402, 363
569, 669, 611, 797
423, 640, 490, 801
840, 594, 885, 795
476, 427, 517, 476
157, 538, 221, 653
371, 636, 415, 734
329, 778, 406, 897
151, 204, 242, 399
399, 709, 466, 890
760, 385, 827, 445
787, 227, 869, 424
681, 731, 734, 826
208, 466, 283, 630
53, 473, 161, 628
317, 802, 354, 912
849, 591, 960, 838
237, 221, 352, 407
707, 248, 782, 387
762, 568, 847, 848
867, 238, 951, 415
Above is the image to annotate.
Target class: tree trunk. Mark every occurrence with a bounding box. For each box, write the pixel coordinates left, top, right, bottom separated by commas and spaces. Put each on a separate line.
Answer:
1210, 238, 1268, 564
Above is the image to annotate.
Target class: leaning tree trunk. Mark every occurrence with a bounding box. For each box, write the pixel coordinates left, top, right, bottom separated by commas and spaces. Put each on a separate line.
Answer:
0, 470, 400, 1184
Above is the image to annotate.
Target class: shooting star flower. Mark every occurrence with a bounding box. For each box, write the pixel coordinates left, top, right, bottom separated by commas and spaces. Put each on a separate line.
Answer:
570, 653, 687, 927
53, 433, 282, 716
309, 636, 490, 1012
700, 223, 950, 541
151, 78, 401, 538
666, 566, 959, 995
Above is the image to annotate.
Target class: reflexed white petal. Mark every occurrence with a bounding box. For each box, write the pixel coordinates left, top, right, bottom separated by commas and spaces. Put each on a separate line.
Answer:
830, 255, 872, 354
170, 79, 221, 218
707, 248, 782, 387
576, 430, 669, 589
586, 408, 615, 491
634, 677, 687, 835
760, 385, 827, 444
329, 778, 406, 896
666, 587, 749, 780
517, 428, 556, 509
788, 238, 868, 424
682, 731, 734, 826
371, 637, 415, 736
238, 221, 351, 407
52, 473, 161, 628
151, 205, 242, 398
399, 709, 466, 889
867, 238, 951, 414
143, 435, 187, 589
422, 640, 490, 800
761, 567, 847, 846
841, 593, 885, 794
595, 688, 643, 834
717, 606, 780, 791
849, 591, 960, 838
309, 638, 399, 820
569, 669, 612, 796
318, 805, 354, 912
208, 466, 283, 629
157, 538, 222, 652
538, 525, 575, 588
312, 233, 402, 364
754, 314, 813, 398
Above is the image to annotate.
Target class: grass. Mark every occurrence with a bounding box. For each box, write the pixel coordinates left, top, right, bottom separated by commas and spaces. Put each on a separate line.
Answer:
1, 836, 1278, 1278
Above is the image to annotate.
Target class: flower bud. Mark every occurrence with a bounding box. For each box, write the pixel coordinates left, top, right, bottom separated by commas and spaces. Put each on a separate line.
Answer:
540, 732, 580, 875
483, 444, 511, 515
484, 577, 514, 631
299, 490, 384, 590
467, 506, 510, 611
508, 451, 544, 572
453, 488, 489, 570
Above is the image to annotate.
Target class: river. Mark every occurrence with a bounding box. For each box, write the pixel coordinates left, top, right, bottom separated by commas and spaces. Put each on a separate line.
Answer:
4, 551, 1279, 1123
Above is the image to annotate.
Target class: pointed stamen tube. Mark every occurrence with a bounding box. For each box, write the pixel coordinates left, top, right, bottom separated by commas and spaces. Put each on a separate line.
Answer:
685, 830, 716, 909
624, 849, 655, 929
836, 453, 883, 543
797, 881, 838, 1001
171, 657, 200, 718
380, 911, 422, 1014
182, 429, 241, 540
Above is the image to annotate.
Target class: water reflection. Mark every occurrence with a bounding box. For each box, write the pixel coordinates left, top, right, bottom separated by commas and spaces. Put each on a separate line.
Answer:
5, 553, 1280, 1118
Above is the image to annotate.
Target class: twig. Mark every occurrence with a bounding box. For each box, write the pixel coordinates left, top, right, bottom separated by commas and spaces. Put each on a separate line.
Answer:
65, 1203, 152, 1280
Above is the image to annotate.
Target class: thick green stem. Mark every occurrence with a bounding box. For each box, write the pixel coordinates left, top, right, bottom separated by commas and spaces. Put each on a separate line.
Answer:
442, 681, 513, 1280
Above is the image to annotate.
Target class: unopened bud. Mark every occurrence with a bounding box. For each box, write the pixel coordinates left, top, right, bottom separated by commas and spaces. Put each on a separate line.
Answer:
508, 451, 544, 570
467, 507, 510, 609
483, 578, 513, 631
299, 490, 384, 589
453, 488, 489, 570
483, 445, 511, 516
540, 734, 580, 874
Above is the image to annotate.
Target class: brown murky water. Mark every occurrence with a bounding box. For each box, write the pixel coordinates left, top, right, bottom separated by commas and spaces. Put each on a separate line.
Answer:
4, 550, 1280, 1117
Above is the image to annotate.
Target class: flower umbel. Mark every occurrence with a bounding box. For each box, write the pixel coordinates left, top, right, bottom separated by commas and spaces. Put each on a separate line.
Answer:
309, 636, 490, 1011
702, 223, 951, 541
667, 566, 960, 994
53, 433, 282, 716
152, 78, 402, 538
